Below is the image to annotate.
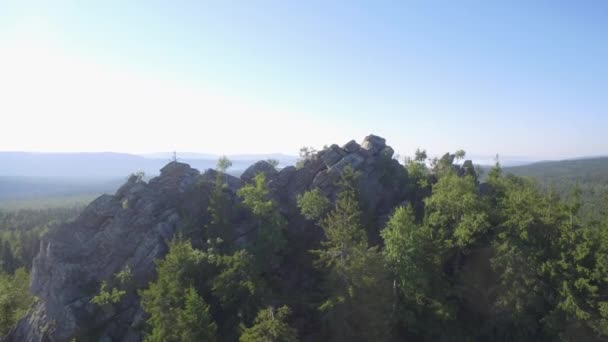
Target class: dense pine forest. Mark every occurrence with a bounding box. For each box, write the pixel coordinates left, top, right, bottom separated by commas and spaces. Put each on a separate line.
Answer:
2, 145, 608, 341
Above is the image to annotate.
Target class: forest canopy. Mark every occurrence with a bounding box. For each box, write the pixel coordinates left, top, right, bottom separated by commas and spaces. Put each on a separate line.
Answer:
135, 152, 608, 341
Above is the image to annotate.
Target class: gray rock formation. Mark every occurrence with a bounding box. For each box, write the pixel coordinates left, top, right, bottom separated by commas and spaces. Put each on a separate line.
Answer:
320, 144, 346, 168
342, 139, 360, 153
360, 134, 386, 155
240, 160, 278, 184
6, 162, 211, 342
279, 135, 408, 243
5, 136, 410, 342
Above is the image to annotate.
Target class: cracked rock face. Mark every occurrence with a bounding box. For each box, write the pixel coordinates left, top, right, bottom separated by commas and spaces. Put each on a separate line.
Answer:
5, 136, 410, 342
7, 162, 202, 342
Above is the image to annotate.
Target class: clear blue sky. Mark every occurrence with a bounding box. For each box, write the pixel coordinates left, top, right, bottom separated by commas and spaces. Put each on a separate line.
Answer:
1, 1, 607, 159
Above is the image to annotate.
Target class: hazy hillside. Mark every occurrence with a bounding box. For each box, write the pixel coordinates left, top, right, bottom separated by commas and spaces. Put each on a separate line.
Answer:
505, 155, 607, 175
0, 152, 156, 179
0, 176, 123, 200
504, 156, 608, 194
504, 157, 608, 220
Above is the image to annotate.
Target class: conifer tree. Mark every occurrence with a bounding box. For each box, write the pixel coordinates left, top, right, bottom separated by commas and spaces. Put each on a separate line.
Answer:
239, 306, 298, 342
140, 238, 217, 342
237, 173, 286, 272
206, 156, 234, 249
382, 170, 490, 338
177, 287, 218, 342
313, 166, 391, 342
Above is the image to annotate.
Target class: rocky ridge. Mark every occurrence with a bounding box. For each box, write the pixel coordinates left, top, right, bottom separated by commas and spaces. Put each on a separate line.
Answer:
5, 135, 410, 342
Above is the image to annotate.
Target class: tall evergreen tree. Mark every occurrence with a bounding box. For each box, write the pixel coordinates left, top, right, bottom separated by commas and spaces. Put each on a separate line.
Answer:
312, 166, 392, 342
206, 156, 234, 250
177, 287, 218, 342
211, 249, 262, 339
382, 170, 490, 338
237, 173, 286, 272
140, 238, 217, 342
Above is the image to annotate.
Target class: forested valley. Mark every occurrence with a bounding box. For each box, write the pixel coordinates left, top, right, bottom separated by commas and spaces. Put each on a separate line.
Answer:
2, 139, 608, 342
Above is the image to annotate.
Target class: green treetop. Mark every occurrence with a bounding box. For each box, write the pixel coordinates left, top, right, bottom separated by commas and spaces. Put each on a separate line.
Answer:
239, 306, 298, 342
237, 173, 286, 272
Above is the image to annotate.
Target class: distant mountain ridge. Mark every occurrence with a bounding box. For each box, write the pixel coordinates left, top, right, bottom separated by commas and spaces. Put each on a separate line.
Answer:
2, 152, 606, 203
0, 152, 297, 201
0, 152, 298, 179
140, 152, 297, 161
504, 156, 608, 178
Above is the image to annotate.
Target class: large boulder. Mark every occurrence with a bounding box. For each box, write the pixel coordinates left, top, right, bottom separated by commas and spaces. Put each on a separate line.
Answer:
159, 161, 191, 177
381, 146, 394, 159
199, 169, 243, 192
328, 153, 365, 177
342, 139, 360, 153
241, 160, 279, 183
361, 134, 386, 155
313, 153, 365, 190
321, 144, 346, 168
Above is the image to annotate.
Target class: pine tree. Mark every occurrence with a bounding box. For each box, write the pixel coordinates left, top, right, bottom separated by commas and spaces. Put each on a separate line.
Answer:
206, 156, 234, 250
176, 287, 218, 342
313, 166, 391, 342
140, 238, 216, 342
237, 173, 286, 272
211, 249, 261, 338
239, 306, 298, 342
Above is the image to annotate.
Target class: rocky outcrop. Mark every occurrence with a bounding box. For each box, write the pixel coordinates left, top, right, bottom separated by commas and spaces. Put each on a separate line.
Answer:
273, 134, 408, 243
240, 160, 278, 184
6, 136, 410, 342
6, 162, 212, 342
